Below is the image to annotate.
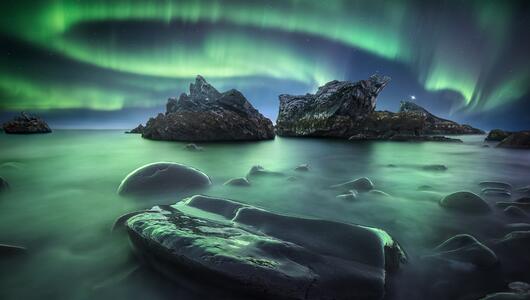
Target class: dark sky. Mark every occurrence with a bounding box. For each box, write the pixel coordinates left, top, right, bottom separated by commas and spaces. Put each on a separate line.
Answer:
0, 0, 529, 130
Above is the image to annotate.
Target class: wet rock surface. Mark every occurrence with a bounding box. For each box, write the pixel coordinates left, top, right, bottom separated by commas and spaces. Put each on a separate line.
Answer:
427, 234, 498, 269
125, 195, 407, 300
223, 177, 251, 187
126, 124, 145, 134
2, 112, 51, 134
439, 191, 491, 214
0, 243, 27, 256
275, 75, 482, 141
117, 162, 211, 196
0, 176, 9, 192
140, 76, 274, 141
486, 129, 513, 141
331, 177, 374, 192
497, 131, 530, 149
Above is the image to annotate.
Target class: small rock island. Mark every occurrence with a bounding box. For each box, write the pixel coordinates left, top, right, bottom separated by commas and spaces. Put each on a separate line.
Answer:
2, 112, 51, 134
276, 75, 483, 141
133, 76, 274, 141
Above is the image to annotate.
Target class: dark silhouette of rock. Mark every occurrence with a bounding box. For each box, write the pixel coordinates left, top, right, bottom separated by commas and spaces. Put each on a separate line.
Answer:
2, 112, 51, 134
491, 231, 530, 280
426, 234, 497, 269
480, 281, 530, 300
276, 75, 389, 137
125, 195, 407, 300
224, 177, 250, 187
504, 206, 528, 218
336, 190, 358, 201
422, 164, 448, 171
497, 131, 530, 149
141, 76, 274, 141
0, 243, 27, 256
0, 176, 9, 192
330, 177, 374, 192
246, 165, 282, 177
483, 190, 512, 199
117, 162, 211, 196
418, 185, 434, 191
184, 143, 203, 151
294, 164, 310, 172
495, 202, 530, 210
486, 129, 513, 141
480, 181, 513, 191
517, 197, 530, 203
126, 124, 145, 134
439, 191, 491, 214
399, 101, 484, 135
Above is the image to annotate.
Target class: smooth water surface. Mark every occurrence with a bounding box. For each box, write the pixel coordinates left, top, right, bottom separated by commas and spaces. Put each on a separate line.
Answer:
0, 130, 529, 300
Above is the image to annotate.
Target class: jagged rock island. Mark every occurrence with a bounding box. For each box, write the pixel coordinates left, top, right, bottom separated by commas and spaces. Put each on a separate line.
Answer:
2, 112, 51, 134
136, 76, 274, 141
276, 75, 483, 141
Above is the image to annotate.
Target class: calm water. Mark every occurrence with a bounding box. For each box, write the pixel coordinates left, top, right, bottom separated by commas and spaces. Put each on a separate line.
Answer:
0, 130, 529, 300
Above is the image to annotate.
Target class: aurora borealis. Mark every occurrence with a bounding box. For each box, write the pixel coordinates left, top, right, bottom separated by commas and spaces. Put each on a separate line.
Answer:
0, 0, 529, 129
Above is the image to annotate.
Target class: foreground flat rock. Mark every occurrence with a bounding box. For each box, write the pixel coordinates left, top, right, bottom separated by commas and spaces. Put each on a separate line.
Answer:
141, 76, 274, 141
117, 162, 211, 196
2, 112, 51, 134
125, 195, 407, 300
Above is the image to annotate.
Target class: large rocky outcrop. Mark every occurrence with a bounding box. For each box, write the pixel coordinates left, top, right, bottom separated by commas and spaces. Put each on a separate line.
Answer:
275, 75, 483, 140
2, 112, 51, 134
496, 131, 530, 149
141, 76, 274, 141
276, 75, 390, 137
125, 195, 407, 300
485, 129, 513, 141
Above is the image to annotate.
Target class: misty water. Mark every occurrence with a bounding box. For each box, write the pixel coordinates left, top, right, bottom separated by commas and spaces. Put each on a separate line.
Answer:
0, 130, 529, 300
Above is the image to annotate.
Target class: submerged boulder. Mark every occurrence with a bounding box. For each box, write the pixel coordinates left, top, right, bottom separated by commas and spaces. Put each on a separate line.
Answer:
117, 162, 211, 196
224, 177, 251, 187
2, 112, 51, 134
294, 164, 310, 172
504, 206, 528, 218
0, 176, 9, 192
427, 234, 498, 269
184, 143, 203, 151
439, 191, 491, 214
141, 76, 274, 141
480, 281, 530, 300
331, 177, 374, 192
0, 243, 27, 256
125, 195, 407, 300
480, 181, 513, 191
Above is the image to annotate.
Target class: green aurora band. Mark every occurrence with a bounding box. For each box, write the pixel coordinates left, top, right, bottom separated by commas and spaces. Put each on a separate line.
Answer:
0, 0, 528, 111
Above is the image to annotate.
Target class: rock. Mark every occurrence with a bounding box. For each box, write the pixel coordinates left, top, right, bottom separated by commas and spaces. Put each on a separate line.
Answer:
125, 195, 407, 300
422, 164, 448, 171
504, 206, 528, 218
294, 164, 310, 172
141, 76, 274, 141
517, 197, 530, 203
117, 162, 211, 196
496, 202, 530, 210
368, 190, 391, 197
126, 124, 145, 134
184, 143, 203, 151
516, 186, 530, 194
486, 129, 513, 141
480, 181, 513, 191
336, 190, 358, 201
418, 185, 434, 191
505, 223, 530, 231
111, 210, 158, 232
491, 231, 530, 275
275, 75, 389, 138
427, 234, 498, 269
483, 144, 490, 148
0, 176, 9, 192
483, 190, 512, 199
0, 243, 27, 256
246, 165, 282, 177
330, 177, 374, 192
439, 191, 491, 214
224, 177, 251, 187
480, 281, 530, 299
286, 176, 298, 182
2, 112, 51, 134
398, 101, 484, 135
497, 131, 530, 149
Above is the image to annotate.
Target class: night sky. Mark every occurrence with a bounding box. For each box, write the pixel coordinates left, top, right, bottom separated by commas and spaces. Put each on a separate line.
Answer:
0, 0, 529, 130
